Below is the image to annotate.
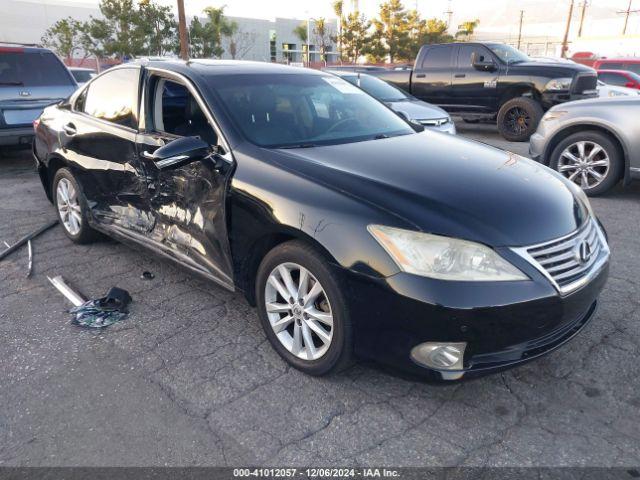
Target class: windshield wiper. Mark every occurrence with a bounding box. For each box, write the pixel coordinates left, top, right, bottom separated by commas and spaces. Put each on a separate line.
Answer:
0, 81, 24, 86
373, 134, 389, 140
276, 143, 317, 149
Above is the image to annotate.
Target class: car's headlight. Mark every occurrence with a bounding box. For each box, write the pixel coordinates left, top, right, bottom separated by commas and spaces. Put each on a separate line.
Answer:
545, 77, 573, 91
567, 180, 595, 217
542, 110, 568, 122
368, 225, 528, 281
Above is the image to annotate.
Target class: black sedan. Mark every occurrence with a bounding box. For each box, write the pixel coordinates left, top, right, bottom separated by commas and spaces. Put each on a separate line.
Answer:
33, 60, 610, 380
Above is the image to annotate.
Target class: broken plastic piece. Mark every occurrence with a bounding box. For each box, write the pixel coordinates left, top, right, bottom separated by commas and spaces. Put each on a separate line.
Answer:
70, 287, 132, 328
48, 275, 87, 307
0, 219, 58, 262
27, 240, 33, 277
141, 271, 155, 280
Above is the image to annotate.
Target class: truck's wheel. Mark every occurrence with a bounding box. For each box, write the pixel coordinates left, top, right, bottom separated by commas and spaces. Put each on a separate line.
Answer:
497, 97, 543, 142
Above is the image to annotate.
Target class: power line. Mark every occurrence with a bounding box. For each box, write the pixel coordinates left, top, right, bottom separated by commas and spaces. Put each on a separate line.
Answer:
561, 0, 575, 58
517, 10, 524, 50
617, 0, 640, 35
578, 0, 589, 37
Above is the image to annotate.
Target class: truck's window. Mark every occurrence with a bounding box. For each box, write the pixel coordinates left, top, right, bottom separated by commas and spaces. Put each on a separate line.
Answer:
457, 45, 492, 68
599, 62, 624, 70
486, 44, 529, 65
625, 64, 640, 75
83, 68, 139, 128
420, 46, 454, 69
208, 73, 414, 148
0, 51, 75, 87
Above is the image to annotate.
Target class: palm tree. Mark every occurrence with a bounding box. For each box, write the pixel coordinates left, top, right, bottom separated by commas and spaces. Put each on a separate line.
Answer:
456, 19, 480, 40
332, 0, 344, 63
293, 23, 308, 65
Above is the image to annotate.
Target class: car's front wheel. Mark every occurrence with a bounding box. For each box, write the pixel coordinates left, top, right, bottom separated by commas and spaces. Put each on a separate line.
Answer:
53, 168, 99, 243
256, 240, 353, 375
549, 131, 623, 196
497, 97, 543, 142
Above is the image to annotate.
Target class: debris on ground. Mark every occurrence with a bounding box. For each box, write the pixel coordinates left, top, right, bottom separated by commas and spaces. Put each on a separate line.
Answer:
70, 287, 132, 329
48, 275, 87, 307
0, 219, 58, 262
141, 271, 155, 280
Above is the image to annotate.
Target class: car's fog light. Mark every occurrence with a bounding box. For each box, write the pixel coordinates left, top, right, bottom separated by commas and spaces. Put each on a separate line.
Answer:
410, 342, 467, 370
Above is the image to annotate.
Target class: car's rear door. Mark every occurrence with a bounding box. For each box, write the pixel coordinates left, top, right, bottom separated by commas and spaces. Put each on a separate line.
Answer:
410, 44, 456, 108
134, 70, 234, 289
450, 44, 501, 112
0, 47, 76, 142
59, 66, 151, 234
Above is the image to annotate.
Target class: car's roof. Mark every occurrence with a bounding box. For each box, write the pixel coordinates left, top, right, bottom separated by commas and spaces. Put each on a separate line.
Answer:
143, 59, 325, 77
0, 43, 55, 54
597, 69, 633, 74
596, 58, 640, 63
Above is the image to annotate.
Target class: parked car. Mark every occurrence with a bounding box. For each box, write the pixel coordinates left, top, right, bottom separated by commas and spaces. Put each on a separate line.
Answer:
34, 60, 609, 380
370, 42, 598, 142
597, 69, 640, 90
0, 44, 77, 148
593, 57, 640, 75
530, 97, 640, 195
326, 70, 455, 134
597, 80, 640, 98
68, 67, 96, 85
325, 65, 389, 72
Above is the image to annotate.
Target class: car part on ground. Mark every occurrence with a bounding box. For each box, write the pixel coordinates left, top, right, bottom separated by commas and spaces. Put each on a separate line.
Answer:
368, 42, 598, 142
529, 97, 640, 195
47, 275, 87, 307
70, 286, 132, 328
33, 59, 609, 380
0, 219, 58, 261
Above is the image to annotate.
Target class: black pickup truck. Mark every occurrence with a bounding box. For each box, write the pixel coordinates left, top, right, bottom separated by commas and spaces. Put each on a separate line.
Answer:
371, 42, 598, 141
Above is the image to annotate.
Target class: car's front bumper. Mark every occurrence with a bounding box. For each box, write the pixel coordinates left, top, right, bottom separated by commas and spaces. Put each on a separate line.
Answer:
344, 240, 609, 381
529, 131, 547, 163
541, 90, 598, 109
0, 126, 34, 146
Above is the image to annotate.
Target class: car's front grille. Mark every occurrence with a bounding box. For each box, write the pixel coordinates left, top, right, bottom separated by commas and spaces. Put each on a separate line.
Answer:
513, 219, 609, 295
418, 117, 449, 127
571, 73, 598, 94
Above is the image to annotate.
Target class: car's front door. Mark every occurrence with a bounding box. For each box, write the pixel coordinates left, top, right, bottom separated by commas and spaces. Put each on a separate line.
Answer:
135, 71, 234, 289
60, 66, 152, 234
450, 44, 501, 112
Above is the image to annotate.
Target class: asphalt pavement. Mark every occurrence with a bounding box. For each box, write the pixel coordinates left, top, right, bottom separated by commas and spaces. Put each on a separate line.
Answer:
1, 122, 639, 467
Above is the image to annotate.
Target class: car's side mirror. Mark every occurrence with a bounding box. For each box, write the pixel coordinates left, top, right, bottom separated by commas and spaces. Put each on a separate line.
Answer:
143, 136, 213, 171
471, 52, 496, 72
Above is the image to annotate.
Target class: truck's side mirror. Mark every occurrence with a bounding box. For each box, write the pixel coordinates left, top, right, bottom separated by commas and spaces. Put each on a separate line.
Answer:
471, 52, 496, 72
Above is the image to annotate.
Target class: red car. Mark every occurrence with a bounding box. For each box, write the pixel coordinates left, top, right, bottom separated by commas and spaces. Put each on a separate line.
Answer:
593, 58, 640, 75
597, 69, 640, 90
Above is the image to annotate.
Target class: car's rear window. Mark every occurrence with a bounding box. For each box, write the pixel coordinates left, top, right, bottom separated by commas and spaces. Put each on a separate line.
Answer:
0, 51, 75, 87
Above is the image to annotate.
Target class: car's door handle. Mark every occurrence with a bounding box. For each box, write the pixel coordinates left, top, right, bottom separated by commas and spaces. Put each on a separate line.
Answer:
141, 150, 155, 159
415, 73, 426, 78
454, 73, 466, 78
62, 123, 77, 135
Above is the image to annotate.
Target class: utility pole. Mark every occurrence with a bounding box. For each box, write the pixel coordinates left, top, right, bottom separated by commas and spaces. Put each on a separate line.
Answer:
561, 0, 575, 59
617, 0, 640, 35
578, 0, 589, 37
517, 10, 524, 50
444, 0, 453, 29
177, 0, 188, 60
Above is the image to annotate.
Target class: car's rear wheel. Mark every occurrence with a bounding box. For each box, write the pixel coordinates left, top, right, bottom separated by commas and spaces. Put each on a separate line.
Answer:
256, 240, 353, 375
497, 97, 543, 142
53, 168, 99, 243
549, 131, 623, 196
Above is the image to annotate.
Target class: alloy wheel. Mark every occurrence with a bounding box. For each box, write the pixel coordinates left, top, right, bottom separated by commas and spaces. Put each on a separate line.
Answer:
264, 262, 333, 361
56, 178, 82, 235
504, 107, 531, 135
557, 141, 610, 190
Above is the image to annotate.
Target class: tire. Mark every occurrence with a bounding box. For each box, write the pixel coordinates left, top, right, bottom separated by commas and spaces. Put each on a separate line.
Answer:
256, 240, 353, 376
549, 131, 623, 196
52, 168, 100, 243
497, 97, 544, 142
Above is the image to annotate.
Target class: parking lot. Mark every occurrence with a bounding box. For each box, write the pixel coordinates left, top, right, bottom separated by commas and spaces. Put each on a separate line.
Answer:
1, 121, 639, 467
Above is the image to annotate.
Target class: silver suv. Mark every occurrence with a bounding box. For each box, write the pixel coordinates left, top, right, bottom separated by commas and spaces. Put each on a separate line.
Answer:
529, 97, 640, 195
0, 44, 77, 148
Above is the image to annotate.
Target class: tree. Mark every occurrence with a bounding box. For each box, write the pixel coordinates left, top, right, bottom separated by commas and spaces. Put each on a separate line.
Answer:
188, 16, 210, 57
224, 27, 257, 60
456, 19, 480, 40
313, 18, 332, 66
405, 14, 453, 58
293, 23, 308, 64
202, 6, 237, 58
137, 0, 178, 56
369, 0, 412, 63
41, 17, 84, 60
94, 0, 142, 58
332, 0, 344, 62
339, 12, 371, 63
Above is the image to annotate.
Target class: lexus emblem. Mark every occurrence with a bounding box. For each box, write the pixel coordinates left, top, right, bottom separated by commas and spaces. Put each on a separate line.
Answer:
576, 241, 592, 264
19, 91, 31, 97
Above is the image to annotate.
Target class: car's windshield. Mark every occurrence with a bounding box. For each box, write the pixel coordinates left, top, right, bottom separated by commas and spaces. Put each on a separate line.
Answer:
341, 73, 409, 102
487, 44, 530, 65
210, 73, 414, 148
0, 51, 75, 87
71, 70, 94, 83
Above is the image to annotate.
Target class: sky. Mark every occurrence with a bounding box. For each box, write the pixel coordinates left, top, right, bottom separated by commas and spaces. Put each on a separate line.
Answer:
51, 0, 635, 25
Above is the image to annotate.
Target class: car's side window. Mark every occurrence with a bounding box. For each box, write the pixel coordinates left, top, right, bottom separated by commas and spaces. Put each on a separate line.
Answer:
82, 68, 139, 129
150, 77, 217, 146
457, 45, 491, 68
599, 72, 624, 86
420, 46, 453, 70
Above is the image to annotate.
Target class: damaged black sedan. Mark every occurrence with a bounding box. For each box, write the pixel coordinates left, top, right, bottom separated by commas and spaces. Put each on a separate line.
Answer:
33, 60, 610, 380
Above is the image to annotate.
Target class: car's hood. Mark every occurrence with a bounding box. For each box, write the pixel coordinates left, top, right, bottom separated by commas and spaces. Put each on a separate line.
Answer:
271, 131, 588, 247
508, 61, 595, 77
386, 99, 449, 121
